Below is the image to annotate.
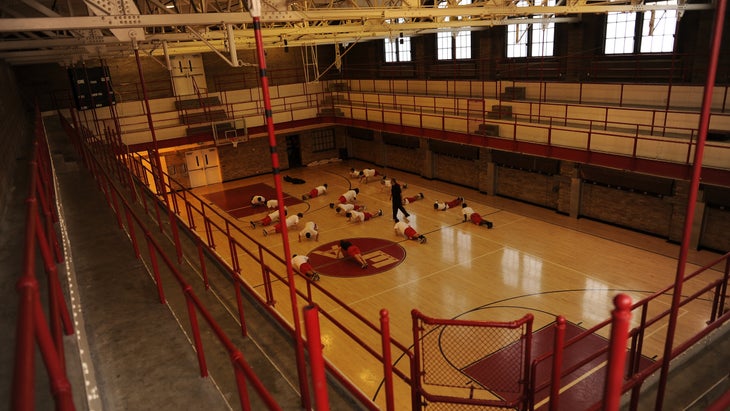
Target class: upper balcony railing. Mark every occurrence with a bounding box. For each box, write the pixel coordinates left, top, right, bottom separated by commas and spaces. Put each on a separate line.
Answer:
65, 74, 730, 185
62, 101, 730, 410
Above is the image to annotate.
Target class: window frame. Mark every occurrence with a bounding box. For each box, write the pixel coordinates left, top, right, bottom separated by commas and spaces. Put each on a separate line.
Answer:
436, 0, 473, 61
506, 0, 556, 59
310, 129, 336, 153
604, 0, 678, 55
384, 18, 413, 63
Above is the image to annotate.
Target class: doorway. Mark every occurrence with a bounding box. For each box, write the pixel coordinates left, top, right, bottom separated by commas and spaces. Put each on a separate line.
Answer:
185, 148, 222, 188
286, 134, 302, 168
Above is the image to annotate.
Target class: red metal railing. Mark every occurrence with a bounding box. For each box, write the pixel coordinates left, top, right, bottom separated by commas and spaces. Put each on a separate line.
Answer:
58, 58, 727, 403
64, 102, 730, 409
12, 106, 75, 411
528, 254, 730, 410
59, 113, 283, 410
103, 75, 730, 169
411, 310, 535, 410
123, 149, 411, 410
62, 111, 402, 409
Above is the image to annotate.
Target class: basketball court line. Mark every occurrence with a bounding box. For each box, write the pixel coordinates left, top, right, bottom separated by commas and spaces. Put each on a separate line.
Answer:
533, 361, 608, 410
183, 163, 715, 409
324, 169, 354, 190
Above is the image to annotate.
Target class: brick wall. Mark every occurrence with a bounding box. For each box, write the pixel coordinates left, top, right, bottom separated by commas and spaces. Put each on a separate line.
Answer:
382, 144, 423, 174
163, 150, 191, 189
495, 167, 559, 209
105, 56, 173, 100
218, 135, 289, 181
205, 126, 345, 182
298, 127, 344, 165
0, 62, 30, 219
666, 180, 690, 242
556, 162, 576, 214
701, 206, 730, 252
580, 184, 673, 236
342, 133, 729, 247
433, 154, 479, 188
85, 112, 730, 252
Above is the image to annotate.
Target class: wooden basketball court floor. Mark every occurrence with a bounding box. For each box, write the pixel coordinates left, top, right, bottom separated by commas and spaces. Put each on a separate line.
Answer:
187, 159, 723, 408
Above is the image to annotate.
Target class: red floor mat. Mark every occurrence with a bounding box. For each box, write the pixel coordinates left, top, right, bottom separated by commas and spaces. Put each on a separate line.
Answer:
203, 182, 303, 219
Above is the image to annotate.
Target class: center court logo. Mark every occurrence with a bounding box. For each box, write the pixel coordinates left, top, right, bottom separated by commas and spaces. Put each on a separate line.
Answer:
306, 237, 406, 278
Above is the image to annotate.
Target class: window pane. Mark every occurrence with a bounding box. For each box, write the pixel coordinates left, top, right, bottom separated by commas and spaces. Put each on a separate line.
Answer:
399, 37, 412, 62
455, 31, 471, 59
436, 0, 471, 60
605, 12, 636, 54
383, 17, 412, 62
507, 0, 529, 58
437, 32, 452, 60
532, 0, 555, 57
532, 21, 554, 57
507, 24, 528, 58
640, 2, 677, 53
311, 129, 336, 152
384, 38, 397, 62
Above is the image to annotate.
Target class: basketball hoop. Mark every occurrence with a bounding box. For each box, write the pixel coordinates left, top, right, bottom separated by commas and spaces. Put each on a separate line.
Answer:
227, 132, 246, 148
212, 117, 247, 147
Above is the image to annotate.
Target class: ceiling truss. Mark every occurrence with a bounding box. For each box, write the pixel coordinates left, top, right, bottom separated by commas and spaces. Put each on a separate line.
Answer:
0, 0, 715, 65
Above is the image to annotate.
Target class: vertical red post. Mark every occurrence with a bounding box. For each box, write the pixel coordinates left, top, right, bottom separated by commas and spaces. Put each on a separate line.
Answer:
234, 279, 248, 337
410, 310, 423, 411
604, 294, 632, 411
549, 316, 566, 411
145, 235, 166, 304
380, 309, 395, 411
303, 305, 330, 410
185, 289, 208, 377
658, 0, 726, 409
521, 314, 534, 411
250, 6, 310, 407
197, 238, 209, 290
125, 207, 141, 258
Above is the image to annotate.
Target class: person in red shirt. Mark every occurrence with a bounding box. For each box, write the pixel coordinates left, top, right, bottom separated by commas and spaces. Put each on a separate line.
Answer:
335, 239, 369, 269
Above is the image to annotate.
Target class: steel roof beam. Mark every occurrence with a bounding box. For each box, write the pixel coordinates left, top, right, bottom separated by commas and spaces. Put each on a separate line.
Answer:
0, 2, 712, 32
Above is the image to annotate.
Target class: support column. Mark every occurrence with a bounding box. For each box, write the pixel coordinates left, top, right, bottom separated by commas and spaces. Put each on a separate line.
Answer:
477, 147, 492, 194
374, 131, 385, 167
420, 141, 433, 179
569, 176, 582, 218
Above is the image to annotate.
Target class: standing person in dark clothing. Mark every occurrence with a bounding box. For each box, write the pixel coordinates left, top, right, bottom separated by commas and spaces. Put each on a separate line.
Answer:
390, 177, 410, 223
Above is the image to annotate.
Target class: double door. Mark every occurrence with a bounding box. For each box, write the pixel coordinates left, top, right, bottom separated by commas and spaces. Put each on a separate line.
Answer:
185, 148, 222, 188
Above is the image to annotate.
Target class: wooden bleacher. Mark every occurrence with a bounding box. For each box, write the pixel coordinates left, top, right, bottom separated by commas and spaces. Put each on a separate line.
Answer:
175, 95, 231, 137
474, 123, 500, 136
486, 105, 513, 120
175, 96, 222, 110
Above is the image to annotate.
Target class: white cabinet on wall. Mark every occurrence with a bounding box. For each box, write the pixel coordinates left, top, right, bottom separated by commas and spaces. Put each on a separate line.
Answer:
185, 148, 222, 188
